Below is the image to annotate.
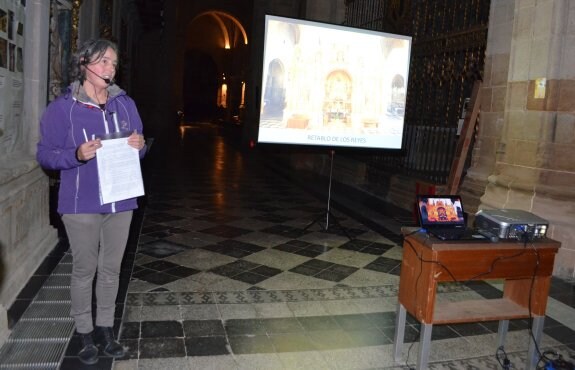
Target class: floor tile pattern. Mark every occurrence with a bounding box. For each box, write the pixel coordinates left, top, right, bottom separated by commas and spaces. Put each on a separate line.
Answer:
2, 123, 575, 370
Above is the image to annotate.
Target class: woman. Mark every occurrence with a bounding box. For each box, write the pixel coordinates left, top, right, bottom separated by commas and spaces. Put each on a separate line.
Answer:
37, 39, 146, 365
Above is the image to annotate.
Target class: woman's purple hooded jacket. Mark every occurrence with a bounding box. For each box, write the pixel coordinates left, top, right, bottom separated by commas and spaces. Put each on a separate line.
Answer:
37, 81, 146, 214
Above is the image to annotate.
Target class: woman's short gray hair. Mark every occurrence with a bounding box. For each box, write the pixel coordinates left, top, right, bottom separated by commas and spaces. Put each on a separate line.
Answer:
70, 38, 119, 83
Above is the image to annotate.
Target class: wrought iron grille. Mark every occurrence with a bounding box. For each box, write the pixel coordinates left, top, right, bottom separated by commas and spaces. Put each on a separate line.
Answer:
344, 0, 490, 185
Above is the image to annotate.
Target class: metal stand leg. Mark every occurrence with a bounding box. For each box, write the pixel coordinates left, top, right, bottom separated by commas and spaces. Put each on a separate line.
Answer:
497, 319, 509, 348
393, 303, 407, 362
526, 316, 545, 370
302, 150, 352, 241
417, 323, 433, 370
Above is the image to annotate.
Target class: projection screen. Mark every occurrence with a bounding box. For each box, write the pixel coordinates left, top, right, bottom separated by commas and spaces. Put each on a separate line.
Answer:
257, 15, 412, 150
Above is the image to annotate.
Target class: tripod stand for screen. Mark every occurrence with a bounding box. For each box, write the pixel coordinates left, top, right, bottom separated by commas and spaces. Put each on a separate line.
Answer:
303, 150, 352, 240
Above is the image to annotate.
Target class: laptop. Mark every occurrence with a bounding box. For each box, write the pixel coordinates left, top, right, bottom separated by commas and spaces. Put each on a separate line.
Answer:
416, 194, 486, 241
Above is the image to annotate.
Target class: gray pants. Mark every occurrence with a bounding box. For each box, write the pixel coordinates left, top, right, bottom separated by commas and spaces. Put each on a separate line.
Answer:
62, 211, 133, 334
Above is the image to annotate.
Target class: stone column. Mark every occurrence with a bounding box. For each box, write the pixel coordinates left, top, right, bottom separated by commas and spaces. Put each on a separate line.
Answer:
460, 0, 514, 215
477, 0, 575, 278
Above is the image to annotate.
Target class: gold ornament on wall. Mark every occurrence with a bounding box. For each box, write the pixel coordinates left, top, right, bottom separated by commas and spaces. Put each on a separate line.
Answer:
71, 0, 82, 52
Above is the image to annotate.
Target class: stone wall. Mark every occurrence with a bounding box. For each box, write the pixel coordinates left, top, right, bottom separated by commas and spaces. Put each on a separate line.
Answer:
0, 162, 58, 309
0, 1, 57, 346
460, 0, 514, 222
458, 0, 575, 278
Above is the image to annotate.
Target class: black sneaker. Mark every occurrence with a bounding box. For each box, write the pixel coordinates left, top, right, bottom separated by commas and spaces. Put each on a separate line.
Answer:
95, 326, 125, 358
78, 332, 99, 365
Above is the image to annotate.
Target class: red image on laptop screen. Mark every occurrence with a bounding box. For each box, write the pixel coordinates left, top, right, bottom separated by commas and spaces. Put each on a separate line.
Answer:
417, 195, 465, 227
416, 195, 488, 241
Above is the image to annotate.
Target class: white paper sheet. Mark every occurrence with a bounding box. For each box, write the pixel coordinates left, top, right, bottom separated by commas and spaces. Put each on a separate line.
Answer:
96, 137, 144, 204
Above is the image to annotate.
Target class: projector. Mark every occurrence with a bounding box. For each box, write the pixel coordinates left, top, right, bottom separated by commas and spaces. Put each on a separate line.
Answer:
474, 209, 549, 241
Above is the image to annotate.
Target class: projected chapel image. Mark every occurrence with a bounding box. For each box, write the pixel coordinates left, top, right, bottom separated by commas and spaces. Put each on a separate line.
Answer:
258, 15, 412, 149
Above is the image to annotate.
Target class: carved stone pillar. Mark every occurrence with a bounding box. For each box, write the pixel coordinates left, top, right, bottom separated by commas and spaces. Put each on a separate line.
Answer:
459, 0, 514, 216
465, 0, 575, 278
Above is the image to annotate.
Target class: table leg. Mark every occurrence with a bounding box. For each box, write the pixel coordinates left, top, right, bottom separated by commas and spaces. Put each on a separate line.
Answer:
417, 323, 433, 370
526, 316, 545, 370
393, 303, 407, 362
497, 319, 509, 348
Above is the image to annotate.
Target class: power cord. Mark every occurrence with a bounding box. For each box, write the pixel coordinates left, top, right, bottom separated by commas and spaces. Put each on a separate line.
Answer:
523, 237, 560, 368
402, 228, 424, 370
537, 350, 575, 369
497, 346, 513, 369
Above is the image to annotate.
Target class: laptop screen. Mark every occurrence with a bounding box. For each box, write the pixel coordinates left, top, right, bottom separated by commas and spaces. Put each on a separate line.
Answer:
417, 195, 465, 228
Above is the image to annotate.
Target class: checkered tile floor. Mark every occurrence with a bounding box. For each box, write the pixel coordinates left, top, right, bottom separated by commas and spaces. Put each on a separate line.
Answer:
3, 123, 575, 369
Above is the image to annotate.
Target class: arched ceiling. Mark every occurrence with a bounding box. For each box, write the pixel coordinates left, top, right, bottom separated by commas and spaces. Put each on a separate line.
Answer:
131, 3, 248, 49
187, 11, 248, 49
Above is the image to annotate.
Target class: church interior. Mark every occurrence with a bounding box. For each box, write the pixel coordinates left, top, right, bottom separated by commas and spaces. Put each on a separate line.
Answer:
0, 0, 574, 369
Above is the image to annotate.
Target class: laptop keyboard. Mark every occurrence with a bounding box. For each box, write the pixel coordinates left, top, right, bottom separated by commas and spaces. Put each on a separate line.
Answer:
431, 229, 465, 240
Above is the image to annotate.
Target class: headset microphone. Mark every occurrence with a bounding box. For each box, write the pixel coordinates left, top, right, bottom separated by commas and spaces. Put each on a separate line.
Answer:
83, 64, 113, 85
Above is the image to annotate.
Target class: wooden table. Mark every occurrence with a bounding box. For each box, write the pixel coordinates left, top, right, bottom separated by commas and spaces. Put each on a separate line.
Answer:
393, 231, 560, 369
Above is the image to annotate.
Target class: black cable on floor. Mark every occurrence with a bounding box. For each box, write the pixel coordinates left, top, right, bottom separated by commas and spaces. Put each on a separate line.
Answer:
496, 346, 512, 369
